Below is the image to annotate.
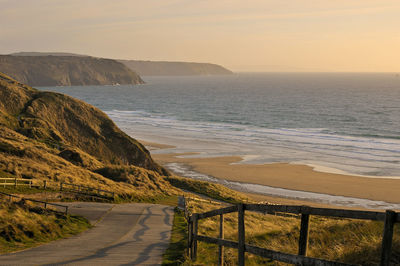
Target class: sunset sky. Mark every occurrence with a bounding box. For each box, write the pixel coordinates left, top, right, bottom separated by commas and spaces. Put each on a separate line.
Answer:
1, 0, 399, 72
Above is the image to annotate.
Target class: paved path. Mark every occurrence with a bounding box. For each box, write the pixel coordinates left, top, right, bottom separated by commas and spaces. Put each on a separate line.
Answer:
0, 202, 174, 265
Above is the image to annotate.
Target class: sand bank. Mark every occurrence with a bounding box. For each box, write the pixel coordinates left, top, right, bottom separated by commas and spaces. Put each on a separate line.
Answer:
153, 153, 400, 204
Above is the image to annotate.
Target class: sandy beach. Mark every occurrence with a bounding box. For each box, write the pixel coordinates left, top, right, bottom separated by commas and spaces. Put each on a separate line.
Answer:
149, 151, 400, 205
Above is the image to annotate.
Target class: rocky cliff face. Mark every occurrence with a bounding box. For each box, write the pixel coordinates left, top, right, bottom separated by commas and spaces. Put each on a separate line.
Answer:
0, 72, 172, 197
119, 60, 233, 76
0, 55, 144, 87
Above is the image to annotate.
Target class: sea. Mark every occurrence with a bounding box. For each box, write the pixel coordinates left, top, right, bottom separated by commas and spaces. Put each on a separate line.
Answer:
39, 73, 400, 209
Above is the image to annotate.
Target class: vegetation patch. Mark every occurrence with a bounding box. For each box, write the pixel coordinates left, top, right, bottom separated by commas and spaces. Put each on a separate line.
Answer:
0, 170, 14, 178
0, 198, 90, 254
0, 186, 48, 195
0, 141, 25, 157
166, 176, 249, 204
162, 208, 188, 265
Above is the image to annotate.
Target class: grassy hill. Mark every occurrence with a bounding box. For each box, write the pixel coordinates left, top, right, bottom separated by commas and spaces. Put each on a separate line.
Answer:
0, 72, 175, 199
0, 55, 144, 87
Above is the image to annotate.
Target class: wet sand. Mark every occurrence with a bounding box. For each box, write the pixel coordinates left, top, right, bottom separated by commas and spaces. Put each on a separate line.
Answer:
153, 153, 400, 204
242, 192, 363, 209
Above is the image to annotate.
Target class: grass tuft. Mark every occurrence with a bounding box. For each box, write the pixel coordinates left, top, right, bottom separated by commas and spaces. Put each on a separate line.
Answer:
166, 176, 249, 204
0, 198, 90, 254
162, 208, 188, 265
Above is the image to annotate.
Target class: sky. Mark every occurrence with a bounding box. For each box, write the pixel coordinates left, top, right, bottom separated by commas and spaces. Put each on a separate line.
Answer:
0, 0, 399, 72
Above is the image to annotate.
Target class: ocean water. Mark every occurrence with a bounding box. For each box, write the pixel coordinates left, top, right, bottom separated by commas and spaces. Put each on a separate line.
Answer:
40, 73, 400, 178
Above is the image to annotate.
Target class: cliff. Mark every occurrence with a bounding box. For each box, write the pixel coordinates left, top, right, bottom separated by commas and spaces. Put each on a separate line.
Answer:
0, 55, 144, 87
119, 60, 233, 76
0, 72, 174, 198
7, 52, 233, 77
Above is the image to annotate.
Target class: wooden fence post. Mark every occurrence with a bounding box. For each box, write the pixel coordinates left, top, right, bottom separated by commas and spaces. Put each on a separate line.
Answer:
298, 206, 310, 256
380, 210, 396, 266
219, 213, 225, 266
238, 203, 245, 266
192, 214, 199, 261
187, 219, 192, 257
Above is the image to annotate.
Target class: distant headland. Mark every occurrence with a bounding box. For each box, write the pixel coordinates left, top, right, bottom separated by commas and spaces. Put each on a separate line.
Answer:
0, 52, 233, 87
0, 54, 144, 87
119, 59, 233, 76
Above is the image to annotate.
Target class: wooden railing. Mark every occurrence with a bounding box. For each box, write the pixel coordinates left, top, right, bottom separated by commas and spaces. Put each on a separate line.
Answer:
0, 177, 33, 188
187, 203, 399, 266
0, 178, 115, 202
59, 182, 115, 200
0, 191, 69, 214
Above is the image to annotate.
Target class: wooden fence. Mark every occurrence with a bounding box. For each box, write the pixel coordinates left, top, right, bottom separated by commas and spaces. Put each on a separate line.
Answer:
0, 178, 115, 202
0, 177, 33, 188
59, 182, 115, 200
0, 191, 69, 214
187, 203, 399, 266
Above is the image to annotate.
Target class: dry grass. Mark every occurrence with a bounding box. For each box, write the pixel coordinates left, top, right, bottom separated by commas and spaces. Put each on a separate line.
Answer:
184, 198, 400, 265
166, 176, 250, 204
0, 125, 180, 202
0, 198, 90, 254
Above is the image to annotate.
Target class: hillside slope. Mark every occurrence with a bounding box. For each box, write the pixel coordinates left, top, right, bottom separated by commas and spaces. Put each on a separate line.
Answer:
0, 56, 144, 87
0, 72, 173, 198
120, 60, 233, 76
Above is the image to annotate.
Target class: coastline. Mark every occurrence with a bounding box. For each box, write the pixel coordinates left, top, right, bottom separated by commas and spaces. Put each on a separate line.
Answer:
296, 162, 400, 180
154, 153, 400, 204
139, 139, 400, 209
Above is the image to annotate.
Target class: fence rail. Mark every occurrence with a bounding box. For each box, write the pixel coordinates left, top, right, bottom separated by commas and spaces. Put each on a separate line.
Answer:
187, 203, 399, 266
0, 191, 69, 214
59, 182, 115, 200
0, 179, 118, 214
1, 179, 116, 202
0, 177, 33, 188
